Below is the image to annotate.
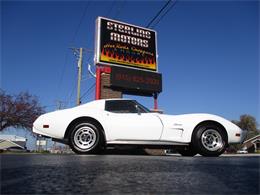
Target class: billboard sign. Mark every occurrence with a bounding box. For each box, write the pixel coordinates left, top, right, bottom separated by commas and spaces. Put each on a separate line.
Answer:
95, 17, 157, 72
110, 66, 162, 96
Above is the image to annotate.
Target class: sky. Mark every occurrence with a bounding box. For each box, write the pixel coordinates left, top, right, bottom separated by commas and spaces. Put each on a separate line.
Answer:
1, 0, 259, 150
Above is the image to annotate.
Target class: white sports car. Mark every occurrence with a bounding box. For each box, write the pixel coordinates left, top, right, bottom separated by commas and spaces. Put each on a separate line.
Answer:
33, 99, 246, 156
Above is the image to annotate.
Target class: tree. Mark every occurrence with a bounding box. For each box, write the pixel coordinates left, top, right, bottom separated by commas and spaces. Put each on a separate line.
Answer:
0, 90, 44, 131
228, 115, 259, 153
232, 115, 259, 140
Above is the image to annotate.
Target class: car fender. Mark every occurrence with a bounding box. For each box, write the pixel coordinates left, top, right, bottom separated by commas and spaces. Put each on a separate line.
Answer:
158, 113, 243, 143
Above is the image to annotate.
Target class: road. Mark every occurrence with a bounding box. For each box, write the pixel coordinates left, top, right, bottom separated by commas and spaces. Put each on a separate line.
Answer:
1, 154, 259, 194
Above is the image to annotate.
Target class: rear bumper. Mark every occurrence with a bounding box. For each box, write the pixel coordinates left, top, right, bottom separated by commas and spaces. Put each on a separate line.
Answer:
33, 126, 52, 138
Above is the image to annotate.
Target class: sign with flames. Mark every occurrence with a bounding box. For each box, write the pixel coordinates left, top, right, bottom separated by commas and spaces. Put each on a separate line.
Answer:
95, 17, 157, 72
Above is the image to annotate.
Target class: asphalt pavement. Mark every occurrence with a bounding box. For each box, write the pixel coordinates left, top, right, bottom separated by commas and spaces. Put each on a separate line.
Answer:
1, 154, 259, 194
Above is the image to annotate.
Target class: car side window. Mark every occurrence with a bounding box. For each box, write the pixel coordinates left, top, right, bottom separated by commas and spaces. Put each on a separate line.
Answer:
105, 100, 137, 113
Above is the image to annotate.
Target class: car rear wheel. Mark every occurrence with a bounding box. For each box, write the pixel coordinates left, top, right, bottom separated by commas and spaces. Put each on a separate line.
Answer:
69, 122, 103, 154
192, 123, 227, 157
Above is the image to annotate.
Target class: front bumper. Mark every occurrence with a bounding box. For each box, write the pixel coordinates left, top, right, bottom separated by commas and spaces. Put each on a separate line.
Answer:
240, 130, 248, 143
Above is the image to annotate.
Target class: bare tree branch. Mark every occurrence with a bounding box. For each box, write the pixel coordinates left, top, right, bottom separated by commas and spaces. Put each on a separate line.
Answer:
0, 90, 45, 131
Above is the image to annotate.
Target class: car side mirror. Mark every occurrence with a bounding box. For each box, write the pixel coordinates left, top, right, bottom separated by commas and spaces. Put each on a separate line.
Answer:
135, 105, 141, 115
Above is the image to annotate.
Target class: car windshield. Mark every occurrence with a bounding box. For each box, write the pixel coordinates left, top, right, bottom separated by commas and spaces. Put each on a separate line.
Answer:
134, 101, 150, 113
105, 100, 150, 113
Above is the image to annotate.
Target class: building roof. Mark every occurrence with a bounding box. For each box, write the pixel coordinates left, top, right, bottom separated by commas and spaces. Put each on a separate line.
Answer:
0, 140, 24, 150
244, 134, 260, 144
0, 135, 26, 142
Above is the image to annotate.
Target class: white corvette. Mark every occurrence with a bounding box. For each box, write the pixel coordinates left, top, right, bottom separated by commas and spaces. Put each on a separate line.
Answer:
33, 99, 246, 156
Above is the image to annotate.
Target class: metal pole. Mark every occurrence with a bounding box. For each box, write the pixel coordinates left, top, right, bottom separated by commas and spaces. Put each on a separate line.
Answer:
35, 135, 38, 152
77, 48, 83, 105
154, 93, 158, 110
95, 66, 101, 100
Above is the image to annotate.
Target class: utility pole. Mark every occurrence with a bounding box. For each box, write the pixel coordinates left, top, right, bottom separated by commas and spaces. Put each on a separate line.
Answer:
71, 47, 92, 105
77, 48, 83, 105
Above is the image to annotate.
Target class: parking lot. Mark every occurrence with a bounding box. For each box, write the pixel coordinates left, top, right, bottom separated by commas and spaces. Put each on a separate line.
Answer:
1, 154, 259, 194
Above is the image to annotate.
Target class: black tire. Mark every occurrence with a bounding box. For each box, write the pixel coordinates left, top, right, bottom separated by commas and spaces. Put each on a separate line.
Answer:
69, 121, 103, 154
192, 123, 228, 157
176, 146, 197, 157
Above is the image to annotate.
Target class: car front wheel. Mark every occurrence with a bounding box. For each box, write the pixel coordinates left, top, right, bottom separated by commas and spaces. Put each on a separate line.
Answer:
69, 122, 103, 154
192, 123, 227, 157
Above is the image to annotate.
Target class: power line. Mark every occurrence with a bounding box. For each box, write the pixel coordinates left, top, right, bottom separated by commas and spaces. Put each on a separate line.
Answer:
83, 48, 93, 62
105, 0, 116, 17
66, 47, 94, 106
113, 0, 125, 19
56, 49, 70, 99
71, 1, 90, 44
84, 52, 94, 79
151, 0, 178, 29
67, 69, 78, 107
80, 82, 95, 100
82, 89, 95, 103
56, 1, 90, 102
146, 0, 172, 28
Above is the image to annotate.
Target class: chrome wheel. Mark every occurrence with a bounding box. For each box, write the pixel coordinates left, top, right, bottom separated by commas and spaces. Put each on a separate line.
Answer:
73, 126, 97, 150
201, 129, 223, 151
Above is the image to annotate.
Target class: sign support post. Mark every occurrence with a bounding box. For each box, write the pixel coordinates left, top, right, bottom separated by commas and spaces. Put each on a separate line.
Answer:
95, 66, 101, 100
153, 93, 158, 110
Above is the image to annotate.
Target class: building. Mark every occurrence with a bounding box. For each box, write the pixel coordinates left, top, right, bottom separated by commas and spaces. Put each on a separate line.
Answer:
0, 135, 27, 151
242, 135, 260, 153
